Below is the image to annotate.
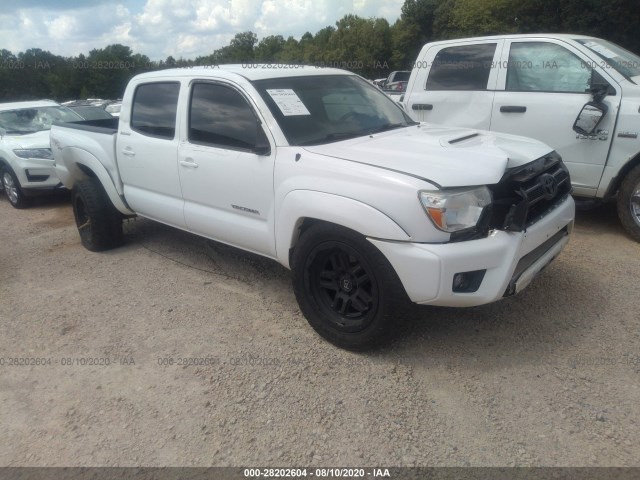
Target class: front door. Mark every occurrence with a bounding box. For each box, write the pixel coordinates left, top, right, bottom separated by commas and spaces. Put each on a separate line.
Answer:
177, 81, 276, 257
491, 39, 621, 197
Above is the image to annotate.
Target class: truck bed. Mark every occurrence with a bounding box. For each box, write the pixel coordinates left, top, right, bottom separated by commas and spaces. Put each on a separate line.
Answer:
53, 117, 119, 134
51, 118, 122, 196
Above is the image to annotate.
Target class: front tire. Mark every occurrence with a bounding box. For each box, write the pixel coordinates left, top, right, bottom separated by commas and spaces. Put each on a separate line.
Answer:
1, 167, 30, 209
292, 223, 406, 350
72, 178, 123, 251
617, 164, 640, 242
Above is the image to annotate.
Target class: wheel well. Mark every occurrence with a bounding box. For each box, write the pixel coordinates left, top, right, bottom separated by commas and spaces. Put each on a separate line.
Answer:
286, 218, 376, 267
76, 163, 98, 179
288, 218, 319, 266
605, 153, 640, 198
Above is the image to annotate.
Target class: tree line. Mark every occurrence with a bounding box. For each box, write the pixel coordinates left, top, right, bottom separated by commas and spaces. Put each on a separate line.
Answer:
1, 0, 638, 101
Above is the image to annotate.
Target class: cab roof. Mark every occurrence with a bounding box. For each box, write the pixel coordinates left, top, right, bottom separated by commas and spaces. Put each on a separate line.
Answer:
132, 65, 354, 83
424, 33, 600, 46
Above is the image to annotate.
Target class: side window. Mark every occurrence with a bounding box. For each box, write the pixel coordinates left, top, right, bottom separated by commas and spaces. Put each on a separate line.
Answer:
131, 82, 180, 139
506, 42, 591, 93
189, 83, 266, 151
426, 43, 496, 91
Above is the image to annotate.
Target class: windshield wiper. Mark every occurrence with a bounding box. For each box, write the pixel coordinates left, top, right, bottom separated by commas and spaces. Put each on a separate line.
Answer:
298, 131, 365, 146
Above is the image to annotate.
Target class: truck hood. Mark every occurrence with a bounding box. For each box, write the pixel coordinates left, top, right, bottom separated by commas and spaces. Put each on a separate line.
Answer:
0, 130, 51, 150
303, 124, 553, 187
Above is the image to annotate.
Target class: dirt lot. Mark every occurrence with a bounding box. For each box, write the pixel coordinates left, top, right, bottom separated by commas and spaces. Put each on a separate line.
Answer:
0, 193, 639, 467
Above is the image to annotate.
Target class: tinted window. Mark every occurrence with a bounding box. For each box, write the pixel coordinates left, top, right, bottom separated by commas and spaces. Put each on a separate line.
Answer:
506, 42, 591, 93
131, 82, 180, 139
426, 44, 496, 90
189, 83, 264, 151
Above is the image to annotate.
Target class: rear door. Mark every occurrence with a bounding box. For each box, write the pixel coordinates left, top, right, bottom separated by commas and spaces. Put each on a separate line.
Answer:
406, 41, 502, 129
490, 39, 621, 196
117, 81, 185, 227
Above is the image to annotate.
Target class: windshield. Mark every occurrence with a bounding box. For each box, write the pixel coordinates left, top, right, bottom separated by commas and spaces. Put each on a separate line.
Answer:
577, 38, 640, 79
252, 75, 417, 146
0, 106, 82, 135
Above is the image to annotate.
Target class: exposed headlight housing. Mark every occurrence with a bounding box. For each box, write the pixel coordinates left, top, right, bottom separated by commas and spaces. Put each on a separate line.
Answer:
13, 148, 54, 160
419, 186, 492, 233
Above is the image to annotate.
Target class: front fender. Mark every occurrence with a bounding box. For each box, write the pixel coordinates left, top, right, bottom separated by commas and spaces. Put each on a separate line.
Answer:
57, 147, 133, 215
276, 190, 411, 268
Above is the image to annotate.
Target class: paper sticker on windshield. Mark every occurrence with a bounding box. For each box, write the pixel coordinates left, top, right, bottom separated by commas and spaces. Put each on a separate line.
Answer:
584, 42, 618, 59
266, 89, 311, 116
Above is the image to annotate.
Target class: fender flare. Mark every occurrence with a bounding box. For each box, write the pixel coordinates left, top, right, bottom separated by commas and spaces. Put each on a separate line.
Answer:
276, 190, 410, 268
62, 147, 134, 215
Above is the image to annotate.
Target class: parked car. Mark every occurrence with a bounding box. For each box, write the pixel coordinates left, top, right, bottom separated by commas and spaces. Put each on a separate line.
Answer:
403, 34, 640, 241
0, 100, 82, 207
381, 70, 411, 90
385, 80, 408, 92
51, 66, 574, 349
105, 103, 122, 117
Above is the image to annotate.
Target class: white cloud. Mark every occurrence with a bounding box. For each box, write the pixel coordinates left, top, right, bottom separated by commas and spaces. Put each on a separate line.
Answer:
0, 0, 403, 60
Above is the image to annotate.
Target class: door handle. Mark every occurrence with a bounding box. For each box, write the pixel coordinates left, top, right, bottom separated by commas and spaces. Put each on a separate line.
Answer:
121, 149, 135, 157
179, 159, 199, 169
500, 106, 527, 113
412, 103, 433, 111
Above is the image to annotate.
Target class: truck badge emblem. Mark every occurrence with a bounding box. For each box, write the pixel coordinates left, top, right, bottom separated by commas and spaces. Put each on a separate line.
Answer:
540, 174, 557, 200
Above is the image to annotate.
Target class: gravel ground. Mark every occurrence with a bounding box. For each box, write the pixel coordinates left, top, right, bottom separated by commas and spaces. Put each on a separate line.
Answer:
0, 192, 639, 467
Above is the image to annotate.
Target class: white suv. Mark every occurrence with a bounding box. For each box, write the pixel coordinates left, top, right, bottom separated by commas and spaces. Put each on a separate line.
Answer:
0, 100, 82, 208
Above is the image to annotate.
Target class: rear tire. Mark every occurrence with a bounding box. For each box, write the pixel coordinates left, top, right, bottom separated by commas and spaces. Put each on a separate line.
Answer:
1, 167, 30, 209
617, 165, 640, 242
292, 223, 407, 350
72, 178, 123, 251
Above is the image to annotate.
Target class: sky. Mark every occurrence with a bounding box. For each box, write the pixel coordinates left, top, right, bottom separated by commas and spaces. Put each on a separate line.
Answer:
0, 0, 404, 60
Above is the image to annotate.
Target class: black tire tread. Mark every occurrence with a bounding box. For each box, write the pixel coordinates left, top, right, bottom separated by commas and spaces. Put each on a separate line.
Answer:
616, 164, 640, 243
73, 178, 123, 251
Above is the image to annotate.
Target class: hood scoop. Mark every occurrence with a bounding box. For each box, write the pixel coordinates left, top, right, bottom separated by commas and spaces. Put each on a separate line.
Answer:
448, 133, 480, 145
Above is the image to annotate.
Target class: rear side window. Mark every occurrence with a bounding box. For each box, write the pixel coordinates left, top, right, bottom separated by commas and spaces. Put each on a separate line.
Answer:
131, 82, 180, 139
426, 44, 496, 90
189, 83, 266, 151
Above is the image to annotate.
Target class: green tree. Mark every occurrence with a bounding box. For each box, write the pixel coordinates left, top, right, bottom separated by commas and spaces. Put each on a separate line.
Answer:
84, 44, 137, 98
324, 15, 392, 77
255, 35, 286, 61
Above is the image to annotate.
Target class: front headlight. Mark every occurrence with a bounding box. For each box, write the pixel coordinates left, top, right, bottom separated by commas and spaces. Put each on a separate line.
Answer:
419, 186, 492, 233
13, 148, 53, 160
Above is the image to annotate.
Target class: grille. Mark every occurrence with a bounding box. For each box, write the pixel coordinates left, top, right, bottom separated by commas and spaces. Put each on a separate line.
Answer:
450, 152, 571, 242
488, 152, 571, 233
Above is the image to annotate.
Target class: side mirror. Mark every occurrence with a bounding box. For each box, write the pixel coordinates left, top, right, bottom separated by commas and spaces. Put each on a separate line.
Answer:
573, 102, 608, 136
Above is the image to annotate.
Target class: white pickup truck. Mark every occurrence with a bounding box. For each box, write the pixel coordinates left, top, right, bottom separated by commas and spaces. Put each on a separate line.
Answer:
403, 34, 640, 241
51, 66, 574, 349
